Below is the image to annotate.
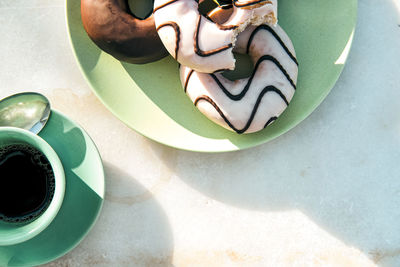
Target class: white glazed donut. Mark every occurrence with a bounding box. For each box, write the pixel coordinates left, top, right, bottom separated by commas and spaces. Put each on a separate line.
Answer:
153, 0, 277, 73
179, 23, 298, 134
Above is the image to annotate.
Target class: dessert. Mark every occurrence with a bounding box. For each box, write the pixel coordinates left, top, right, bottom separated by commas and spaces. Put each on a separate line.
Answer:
81, 0, 168, 64
180, 22, 298, 133
81, 0, 299, 134
153, 0, 277, 73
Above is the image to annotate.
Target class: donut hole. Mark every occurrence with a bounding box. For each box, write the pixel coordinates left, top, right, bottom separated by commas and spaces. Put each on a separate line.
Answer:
221, 53, 253, 81
127, 0, 153, 19
198, 0, 219, 18
200, 0, 234, 24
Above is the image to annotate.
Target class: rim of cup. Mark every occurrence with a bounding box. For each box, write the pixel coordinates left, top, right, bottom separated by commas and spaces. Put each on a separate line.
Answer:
0, 127, 65, 246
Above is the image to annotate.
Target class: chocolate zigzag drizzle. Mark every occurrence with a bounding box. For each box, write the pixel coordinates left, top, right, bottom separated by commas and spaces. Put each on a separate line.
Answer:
194, 15, 236, 57
155, 1, 238, 61
233, 0, 272, 8
263, 116, 277, 128
184, 54, 295, 96
157, 22, 180, 60
247, 24, 298, 65
194, 86, 288, 134
184, 23, 298, 133
184, 23, 298, 97
212, 55, 295, 99
184, 70, 195, 92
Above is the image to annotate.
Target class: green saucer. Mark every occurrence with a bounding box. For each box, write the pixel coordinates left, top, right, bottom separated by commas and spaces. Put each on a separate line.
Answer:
0, 110, 105, 267
67, 0, 357, 152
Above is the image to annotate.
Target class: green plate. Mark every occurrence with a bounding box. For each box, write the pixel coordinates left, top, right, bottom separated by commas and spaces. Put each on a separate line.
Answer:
0, 110, 105, 267
66, 0, 357, 152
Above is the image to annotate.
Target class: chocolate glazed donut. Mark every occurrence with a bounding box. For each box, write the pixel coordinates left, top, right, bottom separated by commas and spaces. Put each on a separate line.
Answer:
81, 0, 168, 64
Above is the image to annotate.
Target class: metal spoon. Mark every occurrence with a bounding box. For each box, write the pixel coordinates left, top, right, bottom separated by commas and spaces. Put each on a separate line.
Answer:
0, 92, 51, 134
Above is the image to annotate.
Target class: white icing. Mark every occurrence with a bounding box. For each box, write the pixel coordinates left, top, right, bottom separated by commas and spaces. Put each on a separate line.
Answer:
180, 23, 298, 134
224, 2, 277, 27
153, 0, 277, 73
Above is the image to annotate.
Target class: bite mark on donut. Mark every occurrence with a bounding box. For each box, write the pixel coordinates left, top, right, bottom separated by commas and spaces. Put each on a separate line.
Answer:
233, 0, 272, 9
154, 0, 277, 72
206, 3, 277, 70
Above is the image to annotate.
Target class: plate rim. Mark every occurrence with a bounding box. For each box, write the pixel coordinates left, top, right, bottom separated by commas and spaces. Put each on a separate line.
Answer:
65, 0, 358, 153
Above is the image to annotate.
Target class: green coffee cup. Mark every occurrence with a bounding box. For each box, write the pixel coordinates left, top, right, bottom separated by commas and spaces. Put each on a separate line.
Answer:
0, 127, 65, 246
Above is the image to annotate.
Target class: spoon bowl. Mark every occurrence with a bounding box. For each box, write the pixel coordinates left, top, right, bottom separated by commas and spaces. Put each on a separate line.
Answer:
0, 92, 51, 134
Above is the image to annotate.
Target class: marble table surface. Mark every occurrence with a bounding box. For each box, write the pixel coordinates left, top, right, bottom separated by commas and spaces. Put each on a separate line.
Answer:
1, 0, 400, 266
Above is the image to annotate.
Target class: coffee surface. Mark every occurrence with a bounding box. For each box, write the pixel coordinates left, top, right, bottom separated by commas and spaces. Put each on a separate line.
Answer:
0, 143, 55, 223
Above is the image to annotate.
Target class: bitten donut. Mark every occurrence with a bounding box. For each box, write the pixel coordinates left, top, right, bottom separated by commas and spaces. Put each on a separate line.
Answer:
153, 0, 277, 73
180, 23, 298, 134
81, 0, 168, 64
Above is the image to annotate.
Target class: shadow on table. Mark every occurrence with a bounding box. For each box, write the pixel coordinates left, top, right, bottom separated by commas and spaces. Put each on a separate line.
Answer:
146, 23, 400, 261
98, 162, 174, 266
43, 162, 175, 266
148, 109, 400, 265
143, 1, 400, 265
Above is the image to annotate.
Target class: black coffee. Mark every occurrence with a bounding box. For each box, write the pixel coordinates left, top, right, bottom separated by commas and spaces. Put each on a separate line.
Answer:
0, 143, 55, 223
